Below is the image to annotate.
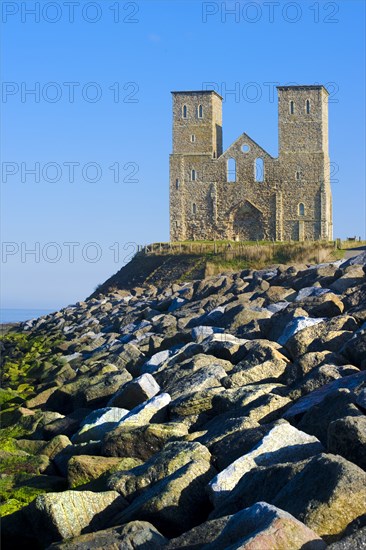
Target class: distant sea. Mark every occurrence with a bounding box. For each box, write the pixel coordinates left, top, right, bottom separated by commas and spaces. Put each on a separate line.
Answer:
0, 309, 54, 324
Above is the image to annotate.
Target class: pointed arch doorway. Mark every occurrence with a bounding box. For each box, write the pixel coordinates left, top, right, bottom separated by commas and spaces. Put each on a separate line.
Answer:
229, 200, 265, 241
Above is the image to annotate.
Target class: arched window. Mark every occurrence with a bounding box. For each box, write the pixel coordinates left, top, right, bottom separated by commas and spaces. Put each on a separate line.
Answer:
255, 158, 264, 182
182, 105, 187, 118
191, 134, 196, 143
192, 203, 197, 215
296, 171, 301, 181
227, 158, 236, 182
289, 100, 294, 114
198, 104, 203, 118
306, 99, 310, 114
213, 151, 216, 159
298, 203, 305, 216
191, 169, 196, 181
175, 179, 180, 189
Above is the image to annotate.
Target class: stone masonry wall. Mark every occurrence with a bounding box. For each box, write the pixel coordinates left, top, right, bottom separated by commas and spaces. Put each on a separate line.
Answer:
170, 86, 333, 242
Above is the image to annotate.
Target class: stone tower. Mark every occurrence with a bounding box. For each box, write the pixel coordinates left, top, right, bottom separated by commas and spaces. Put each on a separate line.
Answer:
170, 91, 223, 241
169, 85, 333, 242
277, 86, 333, 240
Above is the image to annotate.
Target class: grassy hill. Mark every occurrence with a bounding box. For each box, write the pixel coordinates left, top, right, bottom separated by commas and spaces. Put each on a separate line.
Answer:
90, 241, 344, 298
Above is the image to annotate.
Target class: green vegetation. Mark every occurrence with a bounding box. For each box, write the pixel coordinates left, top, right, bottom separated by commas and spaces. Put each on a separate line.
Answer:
169, 241, 346, 278
0, 473, 67, 516
338, 239, 366, 249
144, 240, 343, 267
0, 333, 69, 518
175, 257, 207, 283
155, 241, 344, 277
0, 332, 63, 406
95, 240, 349, 297
0, 452, 48, 477
0, 474, 37, 515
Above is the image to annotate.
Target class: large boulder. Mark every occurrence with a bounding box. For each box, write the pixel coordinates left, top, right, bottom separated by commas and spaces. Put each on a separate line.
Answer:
169, 387, 225, 426
167, 502, 326, 549
41, 435, 72, 460
297, 292, 345, 318
285, 316, 358, 359
107, 441, 212, 501
210, 460, 310, 520
207, 419, 280, 469
287, 363, 360, 401
193, 274, 231, 301
71, 407, 129, 444
111, 343, 146, 376
272, 453, 366, 541
107, 374, 160, 409
341, 250, 366, 267
150, 314, 178, 339
225, 340, 290, 386
265, 306, 310, 343
165, 513, 230, 548
281, 350, 344, 386
67, 455, 135, 488
208, 422, 323, 507
25, 385, 60, 409
211, 453, 366, 541
263, 285, 296, 303
198, 389, 291, 428
284, 370, 366, 420
45, 372, 132, 414
43, 408, 92, 440
200, 333, 248, 363
327, 527, 366, 549
215, 379, 281, 403
327, 415, 366, 470
102, 422, 188, 460
296, 389, 363, 446
48, 520, 168, 549
53, 441, 103, 477
116, 393, 171, 429
196, 414, 261, 449
343, 283, 366, 321
277, 316, 324, 346
330, 265, 365, 293
167, 365, 226, 401
218, 303, 271, 333
227, 392, 291, 424
25, 490, 127, 546
140, 349, 171, 374
341, 331, 366, 369
108, 459, 216, 537
191, 325, 225, 343
154, 354, 231, 397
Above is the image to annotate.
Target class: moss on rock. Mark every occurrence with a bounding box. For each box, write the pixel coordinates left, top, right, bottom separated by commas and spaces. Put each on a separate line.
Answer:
0, 473, 67, 516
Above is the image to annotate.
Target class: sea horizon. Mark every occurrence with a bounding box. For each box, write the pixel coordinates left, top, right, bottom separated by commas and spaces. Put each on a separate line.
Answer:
0, 308, 55, 324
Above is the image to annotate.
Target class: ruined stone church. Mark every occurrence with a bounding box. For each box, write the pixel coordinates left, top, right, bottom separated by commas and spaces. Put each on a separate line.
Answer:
169, 85, 333, 242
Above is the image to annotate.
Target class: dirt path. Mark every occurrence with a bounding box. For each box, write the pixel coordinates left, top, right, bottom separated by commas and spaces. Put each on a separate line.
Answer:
343, 245, 366, 259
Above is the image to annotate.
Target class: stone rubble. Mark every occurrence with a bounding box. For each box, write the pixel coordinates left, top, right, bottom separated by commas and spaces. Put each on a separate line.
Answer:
1, 253, 366, 548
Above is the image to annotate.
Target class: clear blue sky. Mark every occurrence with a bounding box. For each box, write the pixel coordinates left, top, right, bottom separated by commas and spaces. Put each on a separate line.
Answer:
1, 0, 365, 309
